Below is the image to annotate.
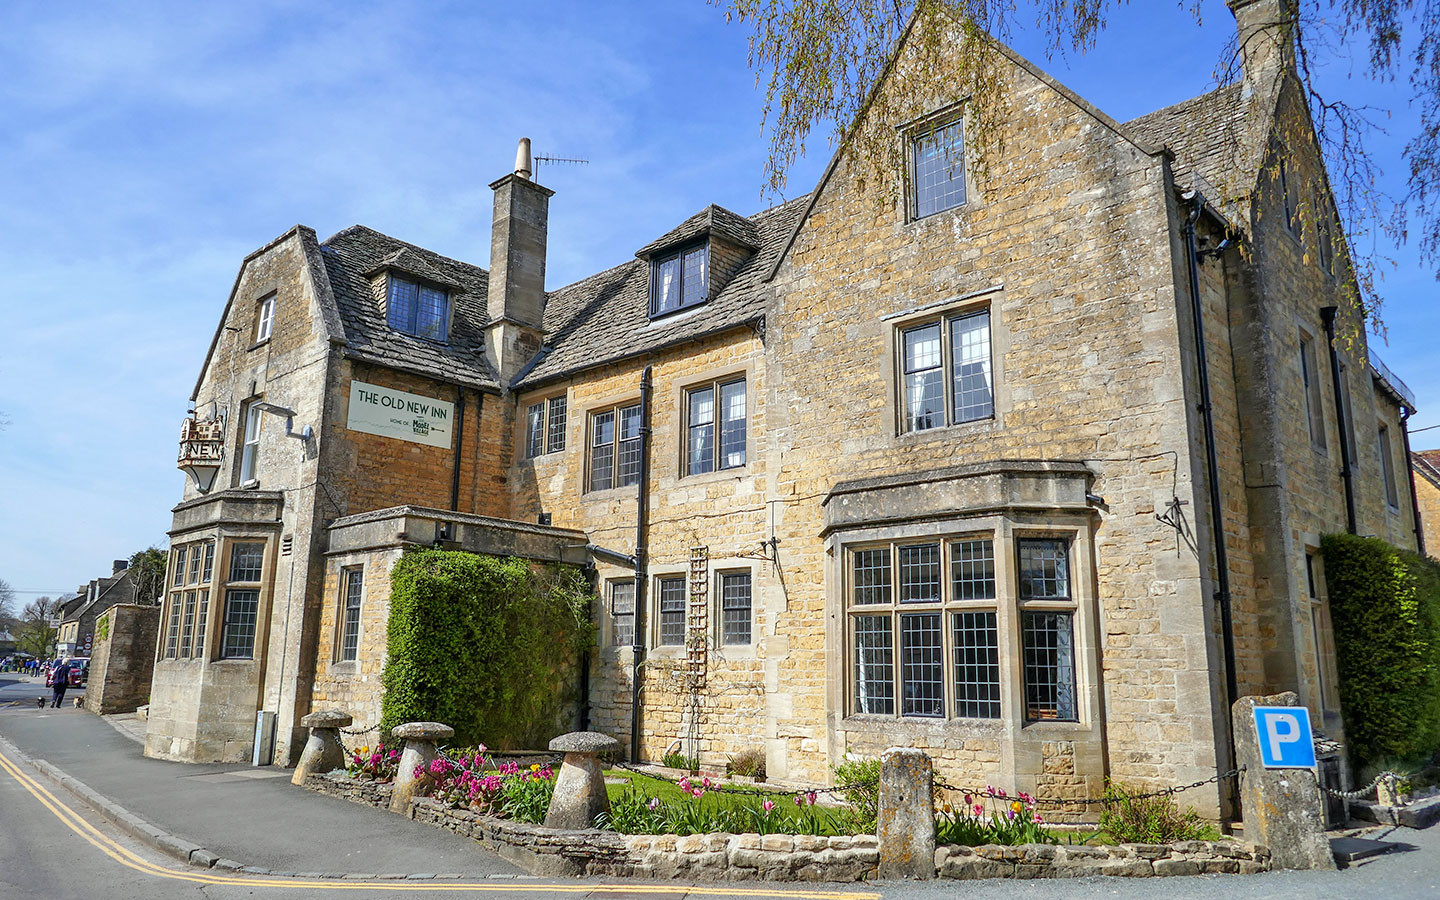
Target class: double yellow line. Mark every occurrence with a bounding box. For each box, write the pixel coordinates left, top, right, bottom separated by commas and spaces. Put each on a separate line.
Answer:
0, 746, 879, 898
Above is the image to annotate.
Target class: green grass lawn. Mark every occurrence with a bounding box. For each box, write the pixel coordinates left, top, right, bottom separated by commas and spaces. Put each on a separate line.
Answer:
600, 769, 865, 835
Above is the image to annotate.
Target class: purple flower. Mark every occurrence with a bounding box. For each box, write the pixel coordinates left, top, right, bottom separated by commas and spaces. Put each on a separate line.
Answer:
793, 795, 804, 807
805, 791, 818, 806
648, 797, 661, 811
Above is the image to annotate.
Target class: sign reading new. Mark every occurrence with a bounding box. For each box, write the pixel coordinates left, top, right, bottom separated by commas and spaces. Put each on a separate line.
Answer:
346, 380, 454, 449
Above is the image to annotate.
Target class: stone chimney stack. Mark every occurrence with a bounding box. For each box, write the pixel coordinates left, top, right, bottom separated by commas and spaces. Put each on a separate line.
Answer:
113, 559, 129, 574
485, 137, 553, 385
1228, 0, 1296, 101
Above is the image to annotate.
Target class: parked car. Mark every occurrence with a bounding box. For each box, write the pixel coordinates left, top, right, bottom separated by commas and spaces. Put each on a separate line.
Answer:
44, 659, 89, 688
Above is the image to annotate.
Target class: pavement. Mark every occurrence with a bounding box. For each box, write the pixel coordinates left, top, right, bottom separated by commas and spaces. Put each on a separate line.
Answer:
0, 698, 524, 877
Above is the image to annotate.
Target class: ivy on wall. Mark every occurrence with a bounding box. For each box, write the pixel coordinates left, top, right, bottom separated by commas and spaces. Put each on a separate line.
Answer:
379, 548, 595, 750
1320, 533, 1440, 772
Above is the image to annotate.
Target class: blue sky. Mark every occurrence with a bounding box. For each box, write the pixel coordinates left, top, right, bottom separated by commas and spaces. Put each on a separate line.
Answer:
0, 1, 1435, 597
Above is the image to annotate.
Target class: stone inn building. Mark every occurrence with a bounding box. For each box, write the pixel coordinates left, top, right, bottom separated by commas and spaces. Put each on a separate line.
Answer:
150, 0, 1424, 819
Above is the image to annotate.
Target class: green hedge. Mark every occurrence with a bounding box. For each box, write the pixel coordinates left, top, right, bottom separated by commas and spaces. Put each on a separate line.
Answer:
379, 548, 595, 749
1320, 533, 1440, 771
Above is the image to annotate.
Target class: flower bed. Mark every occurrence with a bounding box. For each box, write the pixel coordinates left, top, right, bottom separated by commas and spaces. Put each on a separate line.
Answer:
302, 771, 1267, 881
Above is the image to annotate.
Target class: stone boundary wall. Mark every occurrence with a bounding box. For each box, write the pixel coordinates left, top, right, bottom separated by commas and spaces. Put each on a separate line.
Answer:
935, 840, 1270, 879
302, 773, 1268, 881
84, 604, 161, 715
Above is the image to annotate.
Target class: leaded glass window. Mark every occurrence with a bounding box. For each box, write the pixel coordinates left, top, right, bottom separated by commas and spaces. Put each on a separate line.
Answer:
900, 309, 994, 433
611, 580, 635, 647
900, 613, 943, 717
387, 275, 449, 342
1022, 612, 1076, 721
1018, 539, 1069, 601
658, 577, 686, 646
912, 119, 966, 218
525, 403, 545, 458
902, 324, 944, 432
721, 572, 752, 646
854, 615, 895, 715
229, 543, 265, 583
221, 590, 260, 659
650, 244, 708, 316
340, 567, 363, 662
953, 611, 1001, 718
686, 378, 746, 476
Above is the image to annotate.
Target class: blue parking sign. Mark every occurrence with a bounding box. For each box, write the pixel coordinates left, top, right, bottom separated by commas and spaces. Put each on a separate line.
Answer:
1253, 706, 1317, 768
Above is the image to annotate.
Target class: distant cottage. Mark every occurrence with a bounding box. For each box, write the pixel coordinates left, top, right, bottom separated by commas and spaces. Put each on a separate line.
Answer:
148, 0, 1423, 820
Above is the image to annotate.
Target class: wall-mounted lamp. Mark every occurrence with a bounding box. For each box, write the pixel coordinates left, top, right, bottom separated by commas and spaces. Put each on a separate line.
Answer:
250, 401, 312, 441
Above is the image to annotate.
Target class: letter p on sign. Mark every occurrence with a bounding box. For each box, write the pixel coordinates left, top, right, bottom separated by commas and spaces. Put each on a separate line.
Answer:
1253, 706, 1317, 768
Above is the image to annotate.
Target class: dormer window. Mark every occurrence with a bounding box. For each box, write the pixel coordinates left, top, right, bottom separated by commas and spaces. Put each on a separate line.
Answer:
650, 243, 708, 317
387, 275, 449, 342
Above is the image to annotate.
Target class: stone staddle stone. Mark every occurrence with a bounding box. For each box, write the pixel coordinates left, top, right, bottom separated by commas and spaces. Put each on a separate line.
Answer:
388, 722, 454, 814
290, 710, 353, 786
1232, 693, 1335, 871
878, 747, 936, 880
544, 731, 619, 830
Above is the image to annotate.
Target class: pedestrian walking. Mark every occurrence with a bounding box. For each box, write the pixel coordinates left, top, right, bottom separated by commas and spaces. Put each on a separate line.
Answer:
49, 659, 72, 708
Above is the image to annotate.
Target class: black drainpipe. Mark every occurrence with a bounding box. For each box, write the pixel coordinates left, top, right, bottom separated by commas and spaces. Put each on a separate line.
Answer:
1182, 193, 1240, 819
630, 366, 653, 763
449, 388, 470, 512
1401, 405, 1427, 555
1319, 307, 1357, 534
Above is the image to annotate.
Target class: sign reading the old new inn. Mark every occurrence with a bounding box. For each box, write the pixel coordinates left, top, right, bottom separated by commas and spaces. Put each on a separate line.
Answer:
346, 381, 454, 449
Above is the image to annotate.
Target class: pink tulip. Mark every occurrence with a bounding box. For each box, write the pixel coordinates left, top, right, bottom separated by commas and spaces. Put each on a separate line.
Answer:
973, 804, 984, 816
793, 795, 804, 807
806, 791, 818, 805
763, 799, 775, 812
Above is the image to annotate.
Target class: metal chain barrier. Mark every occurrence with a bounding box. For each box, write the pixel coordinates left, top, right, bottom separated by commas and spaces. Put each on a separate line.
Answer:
609, 760, 1244, 808
609, 760, 875, 799
932, 767, 1245, 808
339, 724, 379, 737
1320, 771, 1404, 802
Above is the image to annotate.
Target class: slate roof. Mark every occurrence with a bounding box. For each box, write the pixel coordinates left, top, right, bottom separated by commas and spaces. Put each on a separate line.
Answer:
1124, 84, 1255, 224
1415, 450, 1440, 489
319, 226, 500, 391
515, 196, 810, 389
634, 204, 762, 259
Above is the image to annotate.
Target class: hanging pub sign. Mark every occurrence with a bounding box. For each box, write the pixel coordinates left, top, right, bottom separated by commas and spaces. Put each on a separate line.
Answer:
178, 415, 226, 492
346, 380, 454, 449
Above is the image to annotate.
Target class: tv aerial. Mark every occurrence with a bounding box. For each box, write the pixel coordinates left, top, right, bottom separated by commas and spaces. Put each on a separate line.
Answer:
534, 152, 589, 180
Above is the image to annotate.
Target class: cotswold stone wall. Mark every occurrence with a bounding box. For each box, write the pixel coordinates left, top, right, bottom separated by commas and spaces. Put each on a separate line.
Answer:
1416, 468, 1440, 560
513, 331, 774, 771
764, 34, 1222, 806
85, 604, 161, 715
309, 546, 398, 736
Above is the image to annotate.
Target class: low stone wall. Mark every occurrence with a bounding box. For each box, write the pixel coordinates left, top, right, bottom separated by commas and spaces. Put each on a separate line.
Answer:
305, 771, 874, 880
302, 772, 1267, 881
935, 840, 1270, 879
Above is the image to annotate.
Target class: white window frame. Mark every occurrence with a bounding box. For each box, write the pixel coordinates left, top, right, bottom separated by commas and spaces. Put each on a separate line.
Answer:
239, 403, 262, 485
255, 295, 275, 343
